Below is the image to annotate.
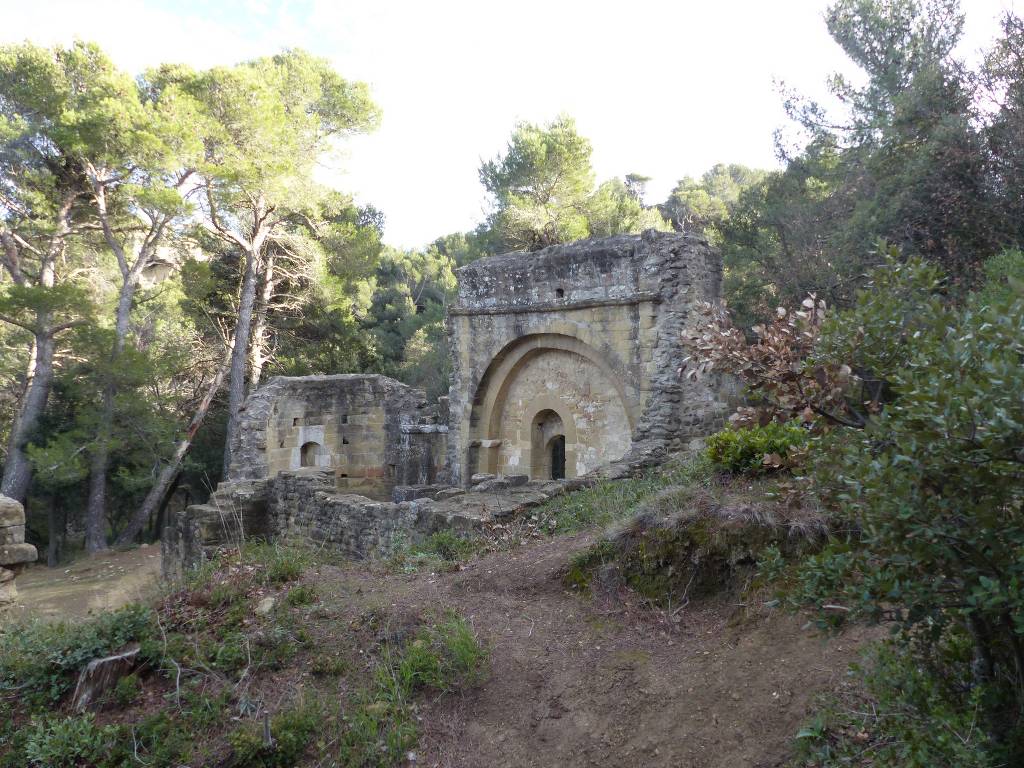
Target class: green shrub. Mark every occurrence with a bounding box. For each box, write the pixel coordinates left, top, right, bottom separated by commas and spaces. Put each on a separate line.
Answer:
341, 614, 486, 767
705, 422, 807, 474
228, 702, 322, 768
791, 640, 1000, 767
212, 631, 250, 673
0, 604, 153, 707
796, 257, 1024, 755
112, 673, 141, 706
311, 653, 349, 677
564, 540, 617, 591
376, 615, 486, 698
969, 248, 1024, 310
23, 714, 122, 768
241, 542, 309, 584
338, 694, 417, 768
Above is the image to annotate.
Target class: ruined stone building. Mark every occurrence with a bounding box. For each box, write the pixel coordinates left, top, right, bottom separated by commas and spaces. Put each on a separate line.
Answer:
447, 230, 724, 484
164, 230, 728, 577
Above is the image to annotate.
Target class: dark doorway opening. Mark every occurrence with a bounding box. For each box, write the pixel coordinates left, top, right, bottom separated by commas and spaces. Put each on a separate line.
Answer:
549, 435, 566, 480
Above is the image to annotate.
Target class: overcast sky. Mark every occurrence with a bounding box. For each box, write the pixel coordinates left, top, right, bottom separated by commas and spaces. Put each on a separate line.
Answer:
0, 0, 1015, 247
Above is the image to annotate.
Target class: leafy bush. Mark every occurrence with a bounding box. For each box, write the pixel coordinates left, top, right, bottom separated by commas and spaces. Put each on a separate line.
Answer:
341, 614, 487, 767
969, 248, 1024, 310
228, 702, 322, 768
239, 542, 310, 584
688, 252, 1024, 755
705, 422, 808, 474
23, 714, 121, 768
284, 584, 318, 606
793, 257, 1024, 755
0, 604, 153, 707
377, 615, 487, 697
792, 640, 997, 767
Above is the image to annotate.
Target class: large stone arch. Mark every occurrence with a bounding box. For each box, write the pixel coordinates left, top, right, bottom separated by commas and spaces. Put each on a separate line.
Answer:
468, 333, 637, 479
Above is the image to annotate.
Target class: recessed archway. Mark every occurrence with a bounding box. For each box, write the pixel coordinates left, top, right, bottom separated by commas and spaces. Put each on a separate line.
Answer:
468, 333, 633, 479
300, 441, 322, 468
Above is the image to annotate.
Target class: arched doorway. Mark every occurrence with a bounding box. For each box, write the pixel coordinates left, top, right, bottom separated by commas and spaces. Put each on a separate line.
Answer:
300, 441, 322, 467
467, 333, 637, 480
531, 409, 566, 480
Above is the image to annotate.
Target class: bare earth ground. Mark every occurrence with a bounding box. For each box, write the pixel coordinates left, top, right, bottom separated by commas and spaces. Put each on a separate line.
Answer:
8, 531, 867, 767
314, 532, 870, 768
7, 545, 161, 621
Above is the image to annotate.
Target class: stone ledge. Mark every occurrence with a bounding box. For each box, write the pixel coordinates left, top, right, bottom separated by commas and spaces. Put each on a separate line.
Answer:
449, 292, 661, 317
0, 542, 37, 566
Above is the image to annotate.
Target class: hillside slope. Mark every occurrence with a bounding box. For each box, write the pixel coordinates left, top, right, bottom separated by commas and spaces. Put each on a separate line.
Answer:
322, 532, 868, 768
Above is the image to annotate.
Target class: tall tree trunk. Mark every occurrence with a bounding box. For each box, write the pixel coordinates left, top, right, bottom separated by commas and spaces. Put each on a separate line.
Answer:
0, 193, 76, 502
83, 177, 174, 552
222, 246, 261, 477
116, 347, 231, 547
84, 279, 137, 553
46, 496, 62, 567
248, 250, 276, 397
1, 326, 55, 501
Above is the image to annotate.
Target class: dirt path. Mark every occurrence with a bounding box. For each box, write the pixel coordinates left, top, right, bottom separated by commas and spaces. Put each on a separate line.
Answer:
6, 545, 161, 622
316, 533, 869, 768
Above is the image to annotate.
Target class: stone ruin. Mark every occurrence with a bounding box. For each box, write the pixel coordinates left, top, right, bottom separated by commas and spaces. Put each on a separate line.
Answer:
0, 494, 37, 605
163, 230, 730, 578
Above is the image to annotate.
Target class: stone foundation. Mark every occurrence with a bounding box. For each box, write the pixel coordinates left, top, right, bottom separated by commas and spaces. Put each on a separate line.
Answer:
162, 470, 486, 579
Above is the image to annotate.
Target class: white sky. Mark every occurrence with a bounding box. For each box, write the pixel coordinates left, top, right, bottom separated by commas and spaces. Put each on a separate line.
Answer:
0, 0, 1015, 247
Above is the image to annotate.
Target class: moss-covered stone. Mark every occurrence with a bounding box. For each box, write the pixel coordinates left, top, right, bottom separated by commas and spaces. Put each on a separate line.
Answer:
565, 501, 826, 605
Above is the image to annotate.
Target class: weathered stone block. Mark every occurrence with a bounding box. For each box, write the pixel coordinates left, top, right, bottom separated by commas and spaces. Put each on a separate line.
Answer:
0, 495, 24, 527
0, 542, 36, 566
0, 577, 16, 605
0, 525, 25, 545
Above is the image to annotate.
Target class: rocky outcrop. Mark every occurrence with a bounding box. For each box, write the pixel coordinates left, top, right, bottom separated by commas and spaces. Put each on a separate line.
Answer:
0, 495, 37, 605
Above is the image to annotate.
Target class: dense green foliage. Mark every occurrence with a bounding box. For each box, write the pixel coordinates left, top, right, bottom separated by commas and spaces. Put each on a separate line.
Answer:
687, 250, 1023, 762
478, 115, 668, 251
705, 423, 808, 474
791, 254, 1024, 758
0, 605, 153, 707
793, 642, 995, 767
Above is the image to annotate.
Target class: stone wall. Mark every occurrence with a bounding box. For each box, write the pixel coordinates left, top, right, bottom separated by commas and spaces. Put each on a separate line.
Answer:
446, 229, 728, 486
162, 470, 484, 578
226, 374, 446, 500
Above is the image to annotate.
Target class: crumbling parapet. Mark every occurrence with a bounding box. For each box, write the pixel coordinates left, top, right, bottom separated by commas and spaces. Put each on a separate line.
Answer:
0, 495, 37, 605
